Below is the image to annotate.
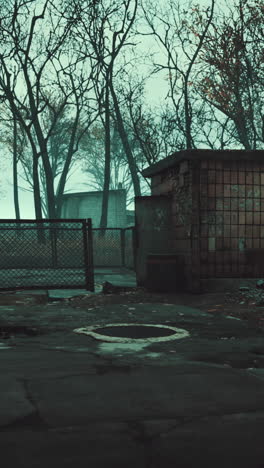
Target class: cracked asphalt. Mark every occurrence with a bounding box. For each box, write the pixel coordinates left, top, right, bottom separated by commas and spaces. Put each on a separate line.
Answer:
1, 293, 264, 467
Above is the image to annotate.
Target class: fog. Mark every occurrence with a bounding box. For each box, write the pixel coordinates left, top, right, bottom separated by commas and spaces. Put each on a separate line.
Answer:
0, 0, 262, 219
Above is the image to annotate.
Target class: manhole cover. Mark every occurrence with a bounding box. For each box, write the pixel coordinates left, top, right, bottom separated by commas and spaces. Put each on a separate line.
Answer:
93, 325, 176, 338
73, 323, 190, 343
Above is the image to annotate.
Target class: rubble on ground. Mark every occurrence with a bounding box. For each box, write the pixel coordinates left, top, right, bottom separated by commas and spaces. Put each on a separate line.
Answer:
224, 280, 264, 307
101, 281, 138, 295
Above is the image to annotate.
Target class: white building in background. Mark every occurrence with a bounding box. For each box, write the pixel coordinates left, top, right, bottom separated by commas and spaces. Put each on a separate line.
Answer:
61, 189, 134, 228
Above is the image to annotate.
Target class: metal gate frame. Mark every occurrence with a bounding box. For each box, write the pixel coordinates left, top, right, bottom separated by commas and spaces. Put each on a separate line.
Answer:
0, 218, 94, 292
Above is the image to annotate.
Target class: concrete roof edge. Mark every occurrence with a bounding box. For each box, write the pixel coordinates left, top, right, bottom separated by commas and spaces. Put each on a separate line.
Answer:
141, 149, 264, 178
62, 189, 126, 198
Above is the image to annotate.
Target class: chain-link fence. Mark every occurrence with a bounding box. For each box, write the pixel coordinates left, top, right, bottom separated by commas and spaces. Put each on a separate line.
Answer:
92, 226, 135, 268
0, 219, 94, 291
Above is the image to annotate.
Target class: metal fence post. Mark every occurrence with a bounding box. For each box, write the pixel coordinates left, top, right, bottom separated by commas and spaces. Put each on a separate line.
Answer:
132, 226, 137, 270
83, 219, 95, 291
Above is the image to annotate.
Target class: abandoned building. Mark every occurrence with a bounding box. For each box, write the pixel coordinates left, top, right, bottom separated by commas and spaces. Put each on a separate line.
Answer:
61, 189, 133, 228
136, 149, 264, 293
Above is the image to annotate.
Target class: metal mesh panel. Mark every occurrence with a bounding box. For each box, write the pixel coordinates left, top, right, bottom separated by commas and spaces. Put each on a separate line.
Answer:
89, 227, 136, 268
92, 228, 123, 266
0, 219, 94, 291
199, 160, 264, 278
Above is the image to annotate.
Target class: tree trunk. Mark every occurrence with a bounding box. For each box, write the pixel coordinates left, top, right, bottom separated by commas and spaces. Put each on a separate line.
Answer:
55, 109, 80, 219
22, 129, 43, 221
32, 153, 43, 220
235, 114, 252, 150
40, 148, 57, 219
13, 117, 20, 220
22, 66, 57, 219
184, 79, 193, 149
32, 150, 46, 243
55, 194, 63, 219
109, 81, 141, 197
99, 82, 111, 230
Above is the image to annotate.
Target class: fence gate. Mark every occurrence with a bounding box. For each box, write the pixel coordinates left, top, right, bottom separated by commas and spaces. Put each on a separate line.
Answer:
92, 227, 135, 269
0, 219, 94, 291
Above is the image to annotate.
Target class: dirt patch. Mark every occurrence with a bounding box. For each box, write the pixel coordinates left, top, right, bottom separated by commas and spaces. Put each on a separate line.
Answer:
65, 286, 264, 332
0, 325, 45, 339
0, 293, 48, 305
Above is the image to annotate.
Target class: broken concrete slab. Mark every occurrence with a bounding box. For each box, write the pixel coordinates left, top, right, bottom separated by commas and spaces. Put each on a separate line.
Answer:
0, 295, 264, 468
148, 412, 264, 468
102, 275, 137, 287
26, 364, 264, 427
47, 289, 100, 301
246, 368, 264, 380
0, 415, 263, 468
0, 424, 145, 468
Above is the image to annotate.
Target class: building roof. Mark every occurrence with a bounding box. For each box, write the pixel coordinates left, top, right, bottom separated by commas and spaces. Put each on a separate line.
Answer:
141, 149, 264, 178
62, 189, 126, 198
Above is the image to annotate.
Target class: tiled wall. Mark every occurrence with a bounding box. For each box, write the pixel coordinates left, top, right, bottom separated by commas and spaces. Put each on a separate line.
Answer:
199, 159, 264, 278
151, 156, 264, 286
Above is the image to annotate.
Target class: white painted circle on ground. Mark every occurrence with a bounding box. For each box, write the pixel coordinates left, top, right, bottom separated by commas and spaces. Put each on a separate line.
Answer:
73, 323, 190, 343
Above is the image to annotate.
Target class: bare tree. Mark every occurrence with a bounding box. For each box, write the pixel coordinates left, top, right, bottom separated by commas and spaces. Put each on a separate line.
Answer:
0, 0, 69, 218
141, 0, 215, 149
0, 0, 98, 220
90, 63, 112, 229
51, 64, 99, 218
63, 0, 142, 229
0, 101, 28, 219
195, 0, 264, 149
117, 72, 170, 164
15, 83, 98, 218
79, 121, 137, 206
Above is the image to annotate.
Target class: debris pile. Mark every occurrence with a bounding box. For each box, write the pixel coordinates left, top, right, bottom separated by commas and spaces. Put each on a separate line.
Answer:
101, 281, 138, 295
225, 280, 264, 306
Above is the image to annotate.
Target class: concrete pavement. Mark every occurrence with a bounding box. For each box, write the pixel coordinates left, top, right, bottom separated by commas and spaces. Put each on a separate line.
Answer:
1, 296, 264, 467
1, 363, 264, 468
